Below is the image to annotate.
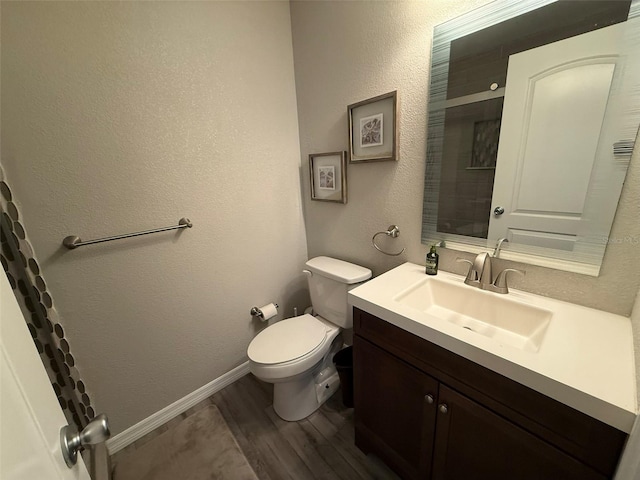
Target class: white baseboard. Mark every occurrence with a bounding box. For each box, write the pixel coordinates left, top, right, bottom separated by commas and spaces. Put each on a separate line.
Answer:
106, 361, 250, 455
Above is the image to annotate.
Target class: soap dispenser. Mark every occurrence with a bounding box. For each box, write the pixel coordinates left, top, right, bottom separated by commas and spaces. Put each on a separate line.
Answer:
426, 245, 439, 275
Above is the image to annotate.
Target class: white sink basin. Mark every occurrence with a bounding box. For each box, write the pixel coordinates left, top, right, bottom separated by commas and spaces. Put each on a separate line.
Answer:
394, 277, 552, 353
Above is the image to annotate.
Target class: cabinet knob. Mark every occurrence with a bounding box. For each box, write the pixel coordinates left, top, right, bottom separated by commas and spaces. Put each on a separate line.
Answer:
425, 394, 434, 404
439, 404, 448, 414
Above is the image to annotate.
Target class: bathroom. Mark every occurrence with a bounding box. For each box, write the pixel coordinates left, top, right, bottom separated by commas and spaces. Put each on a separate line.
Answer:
1, 0, 639, 479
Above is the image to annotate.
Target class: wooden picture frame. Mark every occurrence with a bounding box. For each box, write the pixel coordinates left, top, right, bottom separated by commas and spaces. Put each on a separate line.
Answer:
309, 151, 347, 203
348, 91, 398, 163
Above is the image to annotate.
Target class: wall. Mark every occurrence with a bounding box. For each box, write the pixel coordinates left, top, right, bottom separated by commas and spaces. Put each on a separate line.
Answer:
1, 171, 95, 431
618, 287, 640, 479
1, 1, 308, 435
291, 0, 640, 317
633, 287, 640, 406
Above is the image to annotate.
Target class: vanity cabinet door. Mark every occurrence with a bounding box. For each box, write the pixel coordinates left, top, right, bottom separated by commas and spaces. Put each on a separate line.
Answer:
353, 337, 438, 480
431, 385, 607, 480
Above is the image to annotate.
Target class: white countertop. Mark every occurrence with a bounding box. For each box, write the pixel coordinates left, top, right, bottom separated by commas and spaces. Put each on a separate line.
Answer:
348, 262, 637, 433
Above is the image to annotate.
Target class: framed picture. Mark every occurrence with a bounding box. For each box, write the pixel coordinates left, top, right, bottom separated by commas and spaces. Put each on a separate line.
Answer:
468, 118, 500, 169
348, 90, 397, 163
309, 151, 347, 203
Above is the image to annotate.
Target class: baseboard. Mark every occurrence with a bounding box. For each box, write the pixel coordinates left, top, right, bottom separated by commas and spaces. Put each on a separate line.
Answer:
106, 361, 250, 455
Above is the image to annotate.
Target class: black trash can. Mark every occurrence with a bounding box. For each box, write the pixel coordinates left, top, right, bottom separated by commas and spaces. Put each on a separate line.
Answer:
333, 346, 354, 408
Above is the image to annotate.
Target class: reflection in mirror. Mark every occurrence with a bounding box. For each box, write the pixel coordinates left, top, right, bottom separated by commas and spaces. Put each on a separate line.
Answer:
421, 0, 640, 275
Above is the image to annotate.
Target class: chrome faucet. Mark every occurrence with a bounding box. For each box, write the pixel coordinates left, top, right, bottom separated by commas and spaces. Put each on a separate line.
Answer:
490, 268, 525, 294
457, 252, 492, 288
457, 252, 524, 294
493, 238, 509, 258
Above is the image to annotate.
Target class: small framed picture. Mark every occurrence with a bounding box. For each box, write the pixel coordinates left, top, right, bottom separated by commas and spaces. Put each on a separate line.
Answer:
309, 151, 347, 203
348, 91, 397, 163
468, 118, 500, 169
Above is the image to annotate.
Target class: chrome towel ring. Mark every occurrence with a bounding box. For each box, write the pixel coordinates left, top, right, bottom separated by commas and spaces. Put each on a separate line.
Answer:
372, 225, 406, 256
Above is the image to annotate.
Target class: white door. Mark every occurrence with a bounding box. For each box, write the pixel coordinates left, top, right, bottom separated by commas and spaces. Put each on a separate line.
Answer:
0, 273, 91, 480
488, 23, 624, 250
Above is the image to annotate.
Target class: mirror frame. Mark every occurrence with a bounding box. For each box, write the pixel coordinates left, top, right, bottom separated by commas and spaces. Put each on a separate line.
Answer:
421, 0, 640, 276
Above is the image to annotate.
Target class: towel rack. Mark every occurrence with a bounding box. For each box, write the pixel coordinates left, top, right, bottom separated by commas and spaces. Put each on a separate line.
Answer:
63, 217, 192, 250
372, 225, 406, 256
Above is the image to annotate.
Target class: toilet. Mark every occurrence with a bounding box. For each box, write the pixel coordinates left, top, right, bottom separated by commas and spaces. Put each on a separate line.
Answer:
247, 256, 372, 421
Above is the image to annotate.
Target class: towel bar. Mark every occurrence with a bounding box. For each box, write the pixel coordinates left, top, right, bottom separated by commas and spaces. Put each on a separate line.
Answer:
63, 218, 192, 250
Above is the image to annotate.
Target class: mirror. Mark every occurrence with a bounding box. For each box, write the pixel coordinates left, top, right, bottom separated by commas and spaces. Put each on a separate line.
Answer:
421, 0, 640, 275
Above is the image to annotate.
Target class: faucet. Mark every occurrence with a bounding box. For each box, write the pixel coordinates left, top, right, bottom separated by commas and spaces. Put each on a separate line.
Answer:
490, 268, 525, 294
457, 252, 524, 294
457, 252, 492, 288
493, 238, 508, 258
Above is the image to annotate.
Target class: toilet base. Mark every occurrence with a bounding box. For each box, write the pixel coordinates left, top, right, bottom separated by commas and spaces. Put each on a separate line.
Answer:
273, 367, 338, 421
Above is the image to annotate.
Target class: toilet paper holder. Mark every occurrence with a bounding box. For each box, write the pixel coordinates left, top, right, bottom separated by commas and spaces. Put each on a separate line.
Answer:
250, 304, 279, 320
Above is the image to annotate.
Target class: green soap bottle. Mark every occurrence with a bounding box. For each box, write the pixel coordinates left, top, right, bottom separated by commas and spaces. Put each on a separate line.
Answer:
426, 245, 439, 275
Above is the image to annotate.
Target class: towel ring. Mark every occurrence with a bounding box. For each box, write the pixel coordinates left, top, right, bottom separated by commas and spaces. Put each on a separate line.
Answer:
372, 225, 406, 256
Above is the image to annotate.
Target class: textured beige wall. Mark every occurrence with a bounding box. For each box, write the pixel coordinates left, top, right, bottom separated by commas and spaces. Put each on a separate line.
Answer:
633, 287, 640, 406
1, 1, 308, 434
291, 0, 640, 316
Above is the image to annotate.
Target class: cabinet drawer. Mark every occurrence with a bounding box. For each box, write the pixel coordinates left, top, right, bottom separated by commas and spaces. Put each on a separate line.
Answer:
353, 307, 626, 477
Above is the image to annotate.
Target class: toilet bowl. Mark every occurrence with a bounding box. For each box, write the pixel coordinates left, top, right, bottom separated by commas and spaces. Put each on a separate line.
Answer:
248, 314, 340, 381
248, 314, 342, 420
247, 256, 372, 421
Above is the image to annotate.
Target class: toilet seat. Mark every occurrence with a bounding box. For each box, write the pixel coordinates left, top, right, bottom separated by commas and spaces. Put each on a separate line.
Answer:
248, 314, 334, 365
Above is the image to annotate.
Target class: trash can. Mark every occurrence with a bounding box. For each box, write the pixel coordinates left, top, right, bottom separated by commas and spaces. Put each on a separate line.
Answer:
333, 346, 354, 408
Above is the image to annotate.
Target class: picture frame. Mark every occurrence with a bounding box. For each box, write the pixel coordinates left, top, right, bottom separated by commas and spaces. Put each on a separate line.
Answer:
468, 118, 500, 169
348, 90, 397, 163
309, 151, 347, 204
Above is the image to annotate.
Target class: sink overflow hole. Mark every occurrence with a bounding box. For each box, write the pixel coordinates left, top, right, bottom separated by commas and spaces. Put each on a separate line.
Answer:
463, 326, 474, 332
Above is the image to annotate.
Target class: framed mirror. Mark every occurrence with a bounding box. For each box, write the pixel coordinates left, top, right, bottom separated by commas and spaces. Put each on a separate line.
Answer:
421, 0, 640, 276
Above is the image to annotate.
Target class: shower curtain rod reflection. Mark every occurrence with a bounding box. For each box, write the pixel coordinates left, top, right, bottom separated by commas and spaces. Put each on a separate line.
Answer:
62, 217, 193, 250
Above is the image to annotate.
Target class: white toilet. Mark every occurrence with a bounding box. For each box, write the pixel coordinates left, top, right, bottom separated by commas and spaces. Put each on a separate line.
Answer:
247, 256, 372, 421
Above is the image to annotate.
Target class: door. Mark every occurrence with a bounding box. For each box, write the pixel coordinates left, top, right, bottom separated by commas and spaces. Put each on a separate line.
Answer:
431, 384, 606, 480
488, 23, 624, 250
353, 337, 438, 480
1, 273, 91, 479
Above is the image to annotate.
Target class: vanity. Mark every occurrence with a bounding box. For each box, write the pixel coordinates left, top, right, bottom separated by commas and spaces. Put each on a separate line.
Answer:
345, 0, 639, 477
348, 263, 636, 480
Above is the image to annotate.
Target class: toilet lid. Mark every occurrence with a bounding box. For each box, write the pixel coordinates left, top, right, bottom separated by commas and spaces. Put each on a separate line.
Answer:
248, 314, 330, 364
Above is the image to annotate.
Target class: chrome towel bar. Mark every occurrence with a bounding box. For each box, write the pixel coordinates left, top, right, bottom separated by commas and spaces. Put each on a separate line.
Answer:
63, 217, 192, 250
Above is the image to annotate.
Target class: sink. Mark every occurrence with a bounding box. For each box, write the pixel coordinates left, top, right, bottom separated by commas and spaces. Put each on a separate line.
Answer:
394, 277, 552, 353
348, 262, 636, 432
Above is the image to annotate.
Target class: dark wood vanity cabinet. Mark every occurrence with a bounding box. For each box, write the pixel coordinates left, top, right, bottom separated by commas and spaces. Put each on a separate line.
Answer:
353, 308, 626, 480
431, 384, 606, 480
354, 337, 437, 479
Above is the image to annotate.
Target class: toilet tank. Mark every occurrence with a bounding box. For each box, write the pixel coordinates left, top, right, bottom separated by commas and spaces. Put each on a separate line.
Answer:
304, 256, 372, 328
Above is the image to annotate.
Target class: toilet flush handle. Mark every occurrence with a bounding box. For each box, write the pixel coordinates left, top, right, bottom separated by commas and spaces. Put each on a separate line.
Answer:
302, 269, 313, 277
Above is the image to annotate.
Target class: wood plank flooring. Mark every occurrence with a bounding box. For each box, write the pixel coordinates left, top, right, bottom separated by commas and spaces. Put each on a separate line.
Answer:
110, 374, 399, 480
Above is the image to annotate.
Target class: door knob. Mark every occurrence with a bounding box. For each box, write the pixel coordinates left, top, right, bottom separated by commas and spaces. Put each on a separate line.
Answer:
60, 414, 110, 467
493, 206, 505, 216
439, 404, 449, 414
425, 394, 434, 404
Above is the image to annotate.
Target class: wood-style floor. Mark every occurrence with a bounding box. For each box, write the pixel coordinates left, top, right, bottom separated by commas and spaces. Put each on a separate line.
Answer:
110, 374, 400, 480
